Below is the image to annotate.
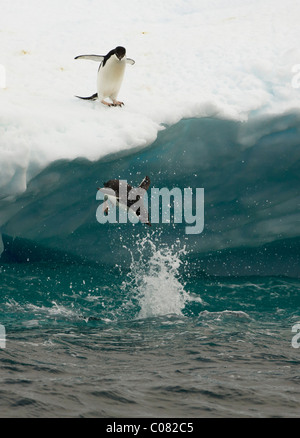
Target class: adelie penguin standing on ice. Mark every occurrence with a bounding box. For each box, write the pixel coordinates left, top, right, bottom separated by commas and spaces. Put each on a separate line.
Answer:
75, 46, 135, 107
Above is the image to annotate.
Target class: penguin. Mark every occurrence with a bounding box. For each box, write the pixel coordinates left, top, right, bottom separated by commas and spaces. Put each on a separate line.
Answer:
98, 176, 151, 226
75, 46, 135, 107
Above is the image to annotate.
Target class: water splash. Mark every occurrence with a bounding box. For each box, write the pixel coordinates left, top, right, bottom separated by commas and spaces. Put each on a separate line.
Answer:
121, 232, 195, 319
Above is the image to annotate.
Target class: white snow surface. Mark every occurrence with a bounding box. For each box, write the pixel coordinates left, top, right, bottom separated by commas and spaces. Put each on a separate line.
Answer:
1, 0, 300, 196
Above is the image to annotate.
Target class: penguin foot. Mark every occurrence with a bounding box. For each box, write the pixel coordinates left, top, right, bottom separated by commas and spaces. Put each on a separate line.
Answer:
101, 100, 114, 107
101, 100, 124, 107
103, 201, 109, 216
112, 100, 124, 107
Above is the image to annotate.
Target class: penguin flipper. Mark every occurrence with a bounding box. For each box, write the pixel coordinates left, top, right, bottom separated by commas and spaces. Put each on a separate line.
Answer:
76, 93, 98, 101
139, 176, 151, 191
75, 55, 105, 62
126, 58, 135, 65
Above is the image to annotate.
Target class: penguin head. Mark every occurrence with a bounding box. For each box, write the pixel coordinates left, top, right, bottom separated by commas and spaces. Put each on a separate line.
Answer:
115, 46, 126, 61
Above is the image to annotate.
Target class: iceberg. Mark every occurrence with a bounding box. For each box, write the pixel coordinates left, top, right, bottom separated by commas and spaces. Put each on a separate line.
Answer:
1, 0, 300, 277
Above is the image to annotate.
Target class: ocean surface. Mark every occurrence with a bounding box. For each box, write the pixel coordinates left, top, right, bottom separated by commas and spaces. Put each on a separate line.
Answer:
1, 115, 300, 418
0, 258, 300, 418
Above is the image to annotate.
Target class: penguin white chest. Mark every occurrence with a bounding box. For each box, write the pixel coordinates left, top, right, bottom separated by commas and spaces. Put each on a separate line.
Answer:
97, 57, 126, 100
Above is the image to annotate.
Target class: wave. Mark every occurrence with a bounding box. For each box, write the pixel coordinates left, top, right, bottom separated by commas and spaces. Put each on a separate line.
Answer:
1, 112, 300, 277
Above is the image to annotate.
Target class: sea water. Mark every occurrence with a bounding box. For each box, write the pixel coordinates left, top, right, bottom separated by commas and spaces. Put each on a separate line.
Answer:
0, 228, 300, 418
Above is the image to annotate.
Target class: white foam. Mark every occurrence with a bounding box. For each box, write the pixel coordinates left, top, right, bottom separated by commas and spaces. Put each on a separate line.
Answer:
122, 235, 192, 318
1, 0, 300, 195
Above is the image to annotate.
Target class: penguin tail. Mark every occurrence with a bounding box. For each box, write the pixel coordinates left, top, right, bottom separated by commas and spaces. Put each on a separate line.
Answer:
75, 93, 98, 101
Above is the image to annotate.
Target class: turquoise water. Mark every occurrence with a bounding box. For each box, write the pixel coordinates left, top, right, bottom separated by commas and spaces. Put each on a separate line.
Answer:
1, 234, 300, 417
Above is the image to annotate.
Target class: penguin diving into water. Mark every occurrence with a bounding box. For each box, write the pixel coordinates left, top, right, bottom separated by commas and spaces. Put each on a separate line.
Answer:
75, 46, 135, 107
98, 176, 151, 226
